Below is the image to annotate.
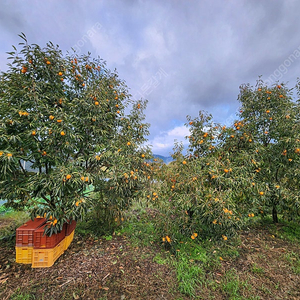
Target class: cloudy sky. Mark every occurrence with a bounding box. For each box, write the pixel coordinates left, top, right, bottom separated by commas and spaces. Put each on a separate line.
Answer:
1, 0, 300, 156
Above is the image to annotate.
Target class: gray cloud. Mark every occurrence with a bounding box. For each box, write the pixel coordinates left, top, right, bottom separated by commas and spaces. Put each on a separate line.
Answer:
1, 0, 300, 154
0, 1, 25, 34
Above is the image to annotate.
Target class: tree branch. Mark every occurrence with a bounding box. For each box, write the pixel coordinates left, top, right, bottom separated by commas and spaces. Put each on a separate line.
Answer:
18, 159, 27, 175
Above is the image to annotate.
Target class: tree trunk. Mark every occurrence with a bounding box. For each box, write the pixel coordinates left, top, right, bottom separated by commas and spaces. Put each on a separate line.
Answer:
272, 205, 278, 223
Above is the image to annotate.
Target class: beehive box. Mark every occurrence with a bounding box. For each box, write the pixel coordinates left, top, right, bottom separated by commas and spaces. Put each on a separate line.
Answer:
15, 246, 33, 264
63, 229, 75, 251
16, 218, 46, 247
65, 220, 76, 236
34, 223, 66, 249
31, 239, 65, 268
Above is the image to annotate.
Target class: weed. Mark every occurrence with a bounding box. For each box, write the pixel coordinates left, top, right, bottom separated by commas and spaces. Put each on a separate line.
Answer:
280, 221, 300, 243
9, 289, 34, 300
202, 237, 241, 272
259, 216, 300, 244
103, 235, 112, 241
260, 283, 271, 294
175, 258, 204, 296
153, 253, 168, 265
119, 214, 156, 247
251, 263, 265, 274
293, 263, 300, 275
284, 251, 300, 274
257, 253, 266, 260
221, 269, 250, 299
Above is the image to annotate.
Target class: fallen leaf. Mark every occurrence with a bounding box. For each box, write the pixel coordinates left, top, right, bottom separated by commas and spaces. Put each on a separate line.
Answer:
0, 275, 8, 280
0, 278, 8, 284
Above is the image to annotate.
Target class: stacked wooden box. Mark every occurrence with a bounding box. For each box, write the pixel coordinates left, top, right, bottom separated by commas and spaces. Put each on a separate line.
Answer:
15, 218, 76, 268
15, 217, 46, 264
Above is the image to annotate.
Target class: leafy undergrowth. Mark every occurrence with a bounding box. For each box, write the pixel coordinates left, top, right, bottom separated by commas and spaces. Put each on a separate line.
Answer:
0, 210, 299, 299
0, 211, 29, 241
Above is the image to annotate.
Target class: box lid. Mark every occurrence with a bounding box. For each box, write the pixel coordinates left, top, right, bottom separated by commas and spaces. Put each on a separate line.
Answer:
16, 218, 46, 231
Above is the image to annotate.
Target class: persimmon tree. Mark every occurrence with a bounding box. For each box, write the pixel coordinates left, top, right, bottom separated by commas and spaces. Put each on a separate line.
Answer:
153, 112, 247, 242
235, 79, 300, 223
154, 79, 300, 244
0, 34, 151, 234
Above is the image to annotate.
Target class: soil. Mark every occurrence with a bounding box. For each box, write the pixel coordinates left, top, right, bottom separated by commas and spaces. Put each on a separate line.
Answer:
0, 222, 299, 300
0, 233, 182, 300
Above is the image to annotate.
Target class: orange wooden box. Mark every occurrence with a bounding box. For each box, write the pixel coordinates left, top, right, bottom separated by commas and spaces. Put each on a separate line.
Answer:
34, 223, 66, 249
16, 218, 46, 247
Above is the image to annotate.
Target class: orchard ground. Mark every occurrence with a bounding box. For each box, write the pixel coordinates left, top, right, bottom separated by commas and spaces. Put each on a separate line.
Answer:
0, 207, 299, 300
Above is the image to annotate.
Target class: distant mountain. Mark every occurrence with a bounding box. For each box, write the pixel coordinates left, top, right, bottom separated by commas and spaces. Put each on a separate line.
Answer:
153, 154, 173, 164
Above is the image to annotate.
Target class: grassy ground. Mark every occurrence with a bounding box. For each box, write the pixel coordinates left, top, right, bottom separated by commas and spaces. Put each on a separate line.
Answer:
0, 206, 299, 299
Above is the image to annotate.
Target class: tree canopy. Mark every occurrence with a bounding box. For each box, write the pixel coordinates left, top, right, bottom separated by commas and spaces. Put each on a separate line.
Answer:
0, 34, 151, 234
